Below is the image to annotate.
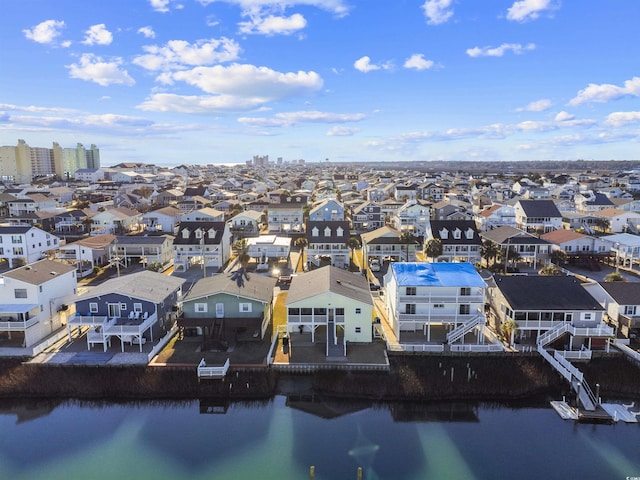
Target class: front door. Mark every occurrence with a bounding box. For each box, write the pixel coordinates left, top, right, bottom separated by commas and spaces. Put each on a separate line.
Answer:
215, 303, 224, 318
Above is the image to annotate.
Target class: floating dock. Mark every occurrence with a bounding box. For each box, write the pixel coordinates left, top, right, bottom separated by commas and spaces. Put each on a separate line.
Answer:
550, 401, 578, 420
601, 403, 639, 423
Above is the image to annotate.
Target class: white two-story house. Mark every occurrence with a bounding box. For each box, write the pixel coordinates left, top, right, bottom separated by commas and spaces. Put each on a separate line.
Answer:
0, 226, 60, 269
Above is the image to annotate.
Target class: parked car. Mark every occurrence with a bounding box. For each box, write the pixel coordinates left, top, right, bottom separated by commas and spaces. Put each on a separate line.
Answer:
369, 282, 381, 291
369, 261, 381, 272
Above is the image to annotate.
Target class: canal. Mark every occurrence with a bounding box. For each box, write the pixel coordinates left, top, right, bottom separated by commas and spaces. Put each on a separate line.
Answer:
0, 396, 639, 479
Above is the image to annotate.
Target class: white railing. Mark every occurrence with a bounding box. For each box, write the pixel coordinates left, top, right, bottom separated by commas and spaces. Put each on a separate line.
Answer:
0, 318, 39, 331
568, 325, 614, 337
104, 313, 157, 337
68, 315, 109, 327
613, 341, 640, 362
197, 358, 230, 378
514, 320, 562, 330
554, 351, 585, 382
537, 322, 570, 347
399, 295, 484, 303
555, 349, 592, 360
537, 345, 573, 383
394, 343, 444, 353
450, 344, 504, 352
447, 315, 484, 344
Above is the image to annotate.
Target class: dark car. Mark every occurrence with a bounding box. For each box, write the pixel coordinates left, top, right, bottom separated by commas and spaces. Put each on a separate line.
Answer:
369, 282, 381, 291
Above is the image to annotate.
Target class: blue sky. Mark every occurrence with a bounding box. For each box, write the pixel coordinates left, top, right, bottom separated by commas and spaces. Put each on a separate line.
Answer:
2, 0, 640, 166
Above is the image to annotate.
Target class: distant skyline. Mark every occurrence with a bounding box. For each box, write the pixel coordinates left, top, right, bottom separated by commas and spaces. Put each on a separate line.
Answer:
2, 1, 640, 166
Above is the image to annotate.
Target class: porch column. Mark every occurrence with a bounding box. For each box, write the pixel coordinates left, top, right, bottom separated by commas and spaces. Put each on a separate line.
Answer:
569, 336, 573, 350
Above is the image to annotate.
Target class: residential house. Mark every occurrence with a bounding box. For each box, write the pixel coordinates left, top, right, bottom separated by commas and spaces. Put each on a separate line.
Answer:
111, 235, 174, 269
305, 221, 351, 269
54, 233, 115, 276
481, 226, 551, 269
180, 271, 276, 341
266, 202, 304, 233
392, 201, 430, 236
140, 206, 183, 233
153, 188, 184, 206
593, 208, 640, 233
286, 266, 374, 356
180, 207, 226, 223
173, 221, 231, 272
0, 226, 60, 268
540, 229, 609, 259
583, 282, 640, 339
488, 275, 611, 350
51, 209, 90, 235
74, 168, 105, 182
90, 207, 141, 235
246, 235, 291, 266
361, 226, 418, 265
383, 262, 489, 348
229, 209, 263, 237
514, 199, 562, 233
574, 191, 615, 212
561, 211, 604, 234
599, 233, 640, 269
351, 202, 384, 232
418, 182, 445, 202
68, 270, 185, 353
308, 198, 345, 222
431, 200, 473, 221
425, 220, 482, 264
474, 204, 516, 231
0, 259, 76, 353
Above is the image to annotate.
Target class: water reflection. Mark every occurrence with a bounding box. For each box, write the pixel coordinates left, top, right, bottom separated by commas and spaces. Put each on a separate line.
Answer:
0, 396, 638, 480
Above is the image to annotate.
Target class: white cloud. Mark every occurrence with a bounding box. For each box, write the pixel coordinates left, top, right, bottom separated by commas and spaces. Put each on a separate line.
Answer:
82, 24, 113, 46
403, 54, 435, 71
554, 111, 574, 122
568, 77, 640, 106
422, 0, 454, 25
605, 111, 640, 127
169, 63, 322, 96
353, 56, 392, 73
149, 0, 172, 12
239, 13, 307, 35
506, 0, 558, 22
196, 0, 350, 17
23, 20, 67, 45
133, 38, 241, 71
238, 110, 365, 126
137, 26, 156, 39
354, 56, 378, 73
327, 126, 359, 136
67, 54, 135, 87
138, 93, 268, 113
139, 64, 323, 113
466, 43, 535, 57
518, 99, 552, 112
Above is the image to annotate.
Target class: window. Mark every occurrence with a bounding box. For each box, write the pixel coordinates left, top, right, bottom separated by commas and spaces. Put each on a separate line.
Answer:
14, 289, 27, 299
460, 287, 471, 296
239, 303, 252, 313
459, 304, 470, 315
39, 286, 43, 292
11, 235, 22, 244
120, 303, 127, 310
433, 304, 444, 308
89, 302, 98, 313
314, 308, 326, 315
405, 304, 416, 314
133, 303, 143, 312
355, 327, 361, 333
13, 247, 23, 255
406, 287, 416, 296
355, 308, 361, 314
336, 308, 345, 315
288, 308, 300, 315
195, 303, 207, 313
624, 306, 637, 316
301, 308, 312, 315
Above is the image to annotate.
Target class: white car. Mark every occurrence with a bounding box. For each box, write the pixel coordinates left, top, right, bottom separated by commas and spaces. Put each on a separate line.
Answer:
370, 261, 381, 272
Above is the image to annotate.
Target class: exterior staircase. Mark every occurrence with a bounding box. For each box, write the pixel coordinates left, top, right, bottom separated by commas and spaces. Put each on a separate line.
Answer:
446, 314, 484, 344
536, 322, 597, 411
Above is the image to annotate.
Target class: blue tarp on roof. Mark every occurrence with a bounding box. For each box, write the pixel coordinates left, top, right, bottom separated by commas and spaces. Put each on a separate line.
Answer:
390, 262, 486, 287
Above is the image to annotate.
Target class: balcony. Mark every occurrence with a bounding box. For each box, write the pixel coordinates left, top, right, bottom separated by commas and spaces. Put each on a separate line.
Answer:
287, 314, 345, 324
399, 294, 484, 304
0, 317, 39, 331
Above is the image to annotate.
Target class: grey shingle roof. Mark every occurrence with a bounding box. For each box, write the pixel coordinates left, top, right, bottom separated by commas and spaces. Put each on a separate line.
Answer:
286, 266, 373, 305
184, 271, 276, 304
78, 270, 186, 303
494, 275, 603, 311
599, 282, 640, 305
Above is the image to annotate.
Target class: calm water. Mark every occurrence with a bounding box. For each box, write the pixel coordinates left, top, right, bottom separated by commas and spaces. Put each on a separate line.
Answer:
0, 396, 639, 480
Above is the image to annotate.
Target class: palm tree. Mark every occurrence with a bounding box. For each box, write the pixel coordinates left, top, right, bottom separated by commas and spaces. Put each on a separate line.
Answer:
480, 240, 500, 267
501, 319, 518, 347
294, 237, 309, 271
399, 231, 417, 262
550, 249, 568, 266
424, 238, 443, 262
237, 251, 251, 270
347, 236, 362, 269
539, 264, 563, 276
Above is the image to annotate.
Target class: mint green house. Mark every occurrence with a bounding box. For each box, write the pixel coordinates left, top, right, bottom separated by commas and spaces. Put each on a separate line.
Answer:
180, 271, 276, 341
